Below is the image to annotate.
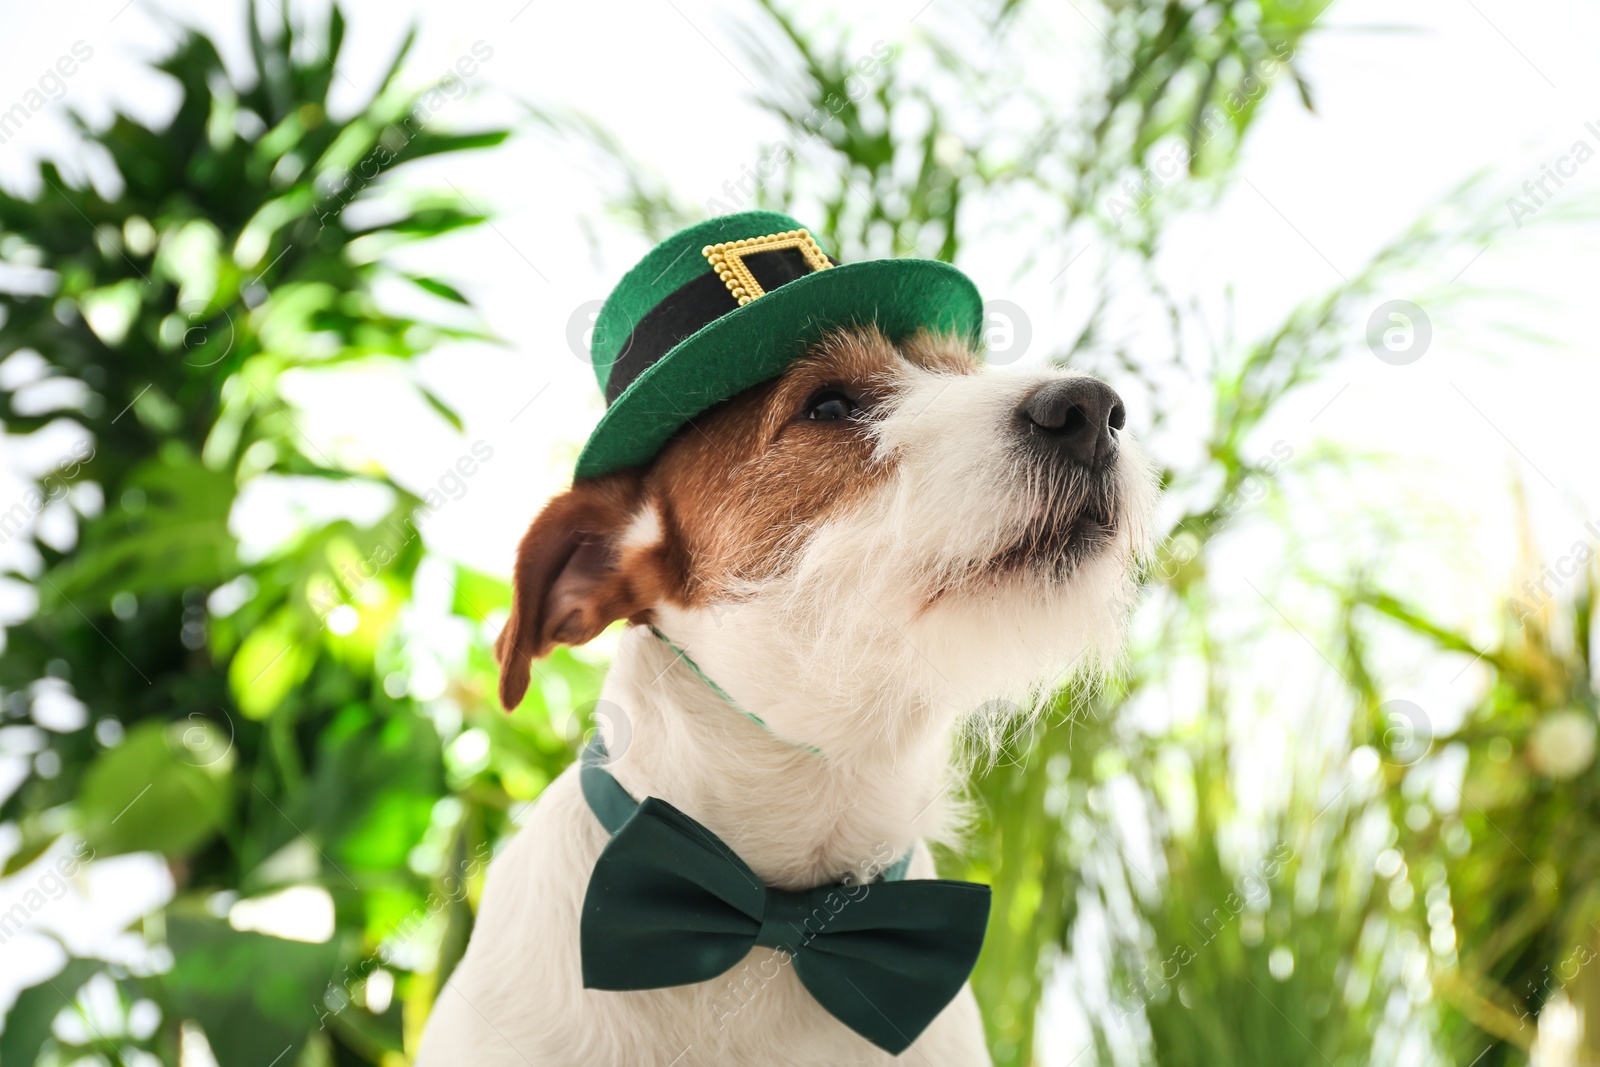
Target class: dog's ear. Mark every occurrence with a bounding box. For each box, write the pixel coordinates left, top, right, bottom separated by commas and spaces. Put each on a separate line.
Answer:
495, 472, 654, 710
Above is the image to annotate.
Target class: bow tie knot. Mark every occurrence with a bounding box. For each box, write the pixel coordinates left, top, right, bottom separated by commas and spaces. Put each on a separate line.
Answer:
755, 886, 836, 954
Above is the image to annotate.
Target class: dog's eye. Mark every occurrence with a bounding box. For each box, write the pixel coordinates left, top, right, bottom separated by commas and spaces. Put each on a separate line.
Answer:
804, 389, 860, 422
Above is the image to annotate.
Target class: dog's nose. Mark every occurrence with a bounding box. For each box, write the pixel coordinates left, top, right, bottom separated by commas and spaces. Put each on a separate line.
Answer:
1018, 378, 1125, 468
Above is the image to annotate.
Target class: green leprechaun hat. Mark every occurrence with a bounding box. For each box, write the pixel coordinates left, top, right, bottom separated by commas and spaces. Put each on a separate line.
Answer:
575, 211, 984, 479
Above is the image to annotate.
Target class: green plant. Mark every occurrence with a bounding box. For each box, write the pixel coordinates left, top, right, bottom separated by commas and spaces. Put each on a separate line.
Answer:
0, 6, 599, 1064
1345, 493, 1600, 1067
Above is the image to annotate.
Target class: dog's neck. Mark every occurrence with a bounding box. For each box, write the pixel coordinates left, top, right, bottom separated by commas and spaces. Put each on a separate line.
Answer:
596, 624, 965, 891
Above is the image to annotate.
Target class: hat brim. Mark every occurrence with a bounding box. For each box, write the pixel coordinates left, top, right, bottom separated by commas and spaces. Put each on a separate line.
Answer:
575, 258, 983, 480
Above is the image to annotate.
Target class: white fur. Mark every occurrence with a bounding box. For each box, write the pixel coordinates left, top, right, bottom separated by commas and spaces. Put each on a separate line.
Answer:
418, 362, 1156, 1065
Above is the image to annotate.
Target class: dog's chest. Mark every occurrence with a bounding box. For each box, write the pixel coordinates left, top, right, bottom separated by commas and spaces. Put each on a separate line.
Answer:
420, 765, 987, 1066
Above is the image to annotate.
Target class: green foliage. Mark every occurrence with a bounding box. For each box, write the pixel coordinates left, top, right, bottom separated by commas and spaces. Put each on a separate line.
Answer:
0, 4, 595, 1063
1345, 501, 1600, 1066
159, 913, 342, 1064
77, 722, 233, 857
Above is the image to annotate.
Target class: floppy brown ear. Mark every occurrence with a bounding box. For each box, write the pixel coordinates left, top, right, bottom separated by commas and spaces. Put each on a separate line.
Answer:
494, 472, 652, 710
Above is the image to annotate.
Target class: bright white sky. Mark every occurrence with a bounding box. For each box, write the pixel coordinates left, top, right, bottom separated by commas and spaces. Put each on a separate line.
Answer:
0, 0, 1597, 1058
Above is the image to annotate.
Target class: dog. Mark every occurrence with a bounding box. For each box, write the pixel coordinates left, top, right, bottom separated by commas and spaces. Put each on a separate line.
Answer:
416, 320, 1156, 1065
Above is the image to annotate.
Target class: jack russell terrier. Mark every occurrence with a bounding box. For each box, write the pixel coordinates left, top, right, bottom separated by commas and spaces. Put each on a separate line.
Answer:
417, 213, 1155, 1065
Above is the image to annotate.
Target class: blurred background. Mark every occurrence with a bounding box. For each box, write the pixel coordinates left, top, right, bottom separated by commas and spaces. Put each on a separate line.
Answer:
1, 0, 1597, 1064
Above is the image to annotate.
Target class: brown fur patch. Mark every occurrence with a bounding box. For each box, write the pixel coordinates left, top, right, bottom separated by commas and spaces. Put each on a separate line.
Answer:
495, 326, 979, 707
641, 326, 978, 599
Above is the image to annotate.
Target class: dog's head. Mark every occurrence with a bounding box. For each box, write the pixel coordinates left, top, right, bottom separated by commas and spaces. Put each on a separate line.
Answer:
497, 326, 1157, 753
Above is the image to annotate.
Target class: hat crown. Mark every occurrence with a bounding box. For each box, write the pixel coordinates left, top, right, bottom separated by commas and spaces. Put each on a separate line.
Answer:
591, 211, 814, 393
572, 213, 983, 480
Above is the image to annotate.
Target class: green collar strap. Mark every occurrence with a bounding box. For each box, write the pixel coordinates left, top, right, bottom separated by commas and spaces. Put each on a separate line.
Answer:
576, 739, 989, 1054
579, 737, 912, 882
650, 625, 822, 754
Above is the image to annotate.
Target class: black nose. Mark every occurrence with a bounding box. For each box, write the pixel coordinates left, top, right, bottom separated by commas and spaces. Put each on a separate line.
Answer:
1018, 378, 1125, 468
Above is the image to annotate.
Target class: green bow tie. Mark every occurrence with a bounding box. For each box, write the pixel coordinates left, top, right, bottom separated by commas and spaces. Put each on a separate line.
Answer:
578, 754, 991, 1055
